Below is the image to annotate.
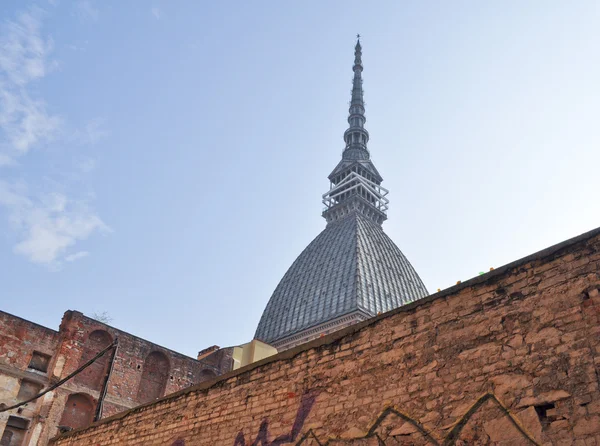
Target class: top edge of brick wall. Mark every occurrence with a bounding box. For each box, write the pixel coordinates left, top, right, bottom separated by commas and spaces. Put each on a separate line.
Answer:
63, 311, 210, 363
0, 310, 60, 334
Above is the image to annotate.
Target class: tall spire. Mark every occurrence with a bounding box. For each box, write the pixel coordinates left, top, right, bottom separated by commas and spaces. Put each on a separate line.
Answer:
343, 35, 370, 161
254, 36, 429, 351
322, 36, 389, 226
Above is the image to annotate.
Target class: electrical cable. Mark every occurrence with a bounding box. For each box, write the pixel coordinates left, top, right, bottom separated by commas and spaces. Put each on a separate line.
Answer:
0, 339, 118, 414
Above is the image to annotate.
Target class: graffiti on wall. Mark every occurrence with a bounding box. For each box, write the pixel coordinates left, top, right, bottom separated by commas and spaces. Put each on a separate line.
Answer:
233, 392, 317, 446
233, 393, 539, 446
169, 393, 540, 446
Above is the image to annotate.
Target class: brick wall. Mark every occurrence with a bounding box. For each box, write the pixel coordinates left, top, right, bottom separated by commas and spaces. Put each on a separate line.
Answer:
51, 227, 600, 445
0, 311, 232, 445
0, 313, 61, 446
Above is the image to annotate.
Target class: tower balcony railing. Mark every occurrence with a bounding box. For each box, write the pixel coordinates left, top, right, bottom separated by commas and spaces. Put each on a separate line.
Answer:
322, 171, 389, 213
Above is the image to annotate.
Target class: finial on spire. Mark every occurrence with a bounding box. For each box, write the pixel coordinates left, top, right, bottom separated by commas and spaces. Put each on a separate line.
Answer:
345, 35, 367, 156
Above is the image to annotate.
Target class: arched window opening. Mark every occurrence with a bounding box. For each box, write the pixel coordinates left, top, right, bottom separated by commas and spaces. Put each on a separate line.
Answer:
199, 369, 217, 382
74, 330, 113, 391
137, 351, 170, 404
59, 393, 95, 430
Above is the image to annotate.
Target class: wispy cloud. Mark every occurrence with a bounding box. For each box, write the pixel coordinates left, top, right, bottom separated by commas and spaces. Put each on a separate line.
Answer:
0, 7, 110, 268
0, 8, 53, 86
77, 157, 96, 173
0, 89, 62, 155
151, 7, 161, 20
65, 250, 89, 262
66, 42, 87, 52
0, 153, 15, 167
74, 0, 99, 22
0, 7, 61, 162
71, 117, 109, 145
0, 181, 109, 266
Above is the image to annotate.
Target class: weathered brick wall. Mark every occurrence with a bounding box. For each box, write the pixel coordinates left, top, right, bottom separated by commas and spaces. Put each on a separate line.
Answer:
0, 312, 60, 371
0, 311, 232, 445
55, 311, 230, 415
0, 313, 60, 445
52, 228, 600, 445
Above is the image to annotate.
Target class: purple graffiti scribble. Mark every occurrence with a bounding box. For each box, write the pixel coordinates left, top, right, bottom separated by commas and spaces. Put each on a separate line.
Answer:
171, 439, 185, 446
234, 392, 317, 445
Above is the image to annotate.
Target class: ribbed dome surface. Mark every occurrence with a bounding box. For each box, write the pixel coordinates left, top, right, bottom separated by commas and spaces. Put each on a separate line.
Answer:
255, 212, 428, 344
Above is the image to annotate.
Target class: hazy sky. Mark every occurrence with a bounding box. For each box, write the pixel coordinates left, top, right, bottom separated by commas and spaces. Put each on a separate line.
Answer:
1, 1, 599, 358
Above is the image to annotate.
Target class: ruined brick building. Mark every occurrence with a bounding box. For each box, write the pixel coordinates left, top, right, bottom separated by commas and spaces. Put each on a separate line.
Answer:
0, 310, 232, 445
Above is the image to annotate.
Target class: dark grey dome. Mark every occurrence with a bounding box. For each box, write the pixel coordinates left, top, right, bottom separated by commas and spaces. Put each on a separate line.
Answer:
254, 211, 428, 345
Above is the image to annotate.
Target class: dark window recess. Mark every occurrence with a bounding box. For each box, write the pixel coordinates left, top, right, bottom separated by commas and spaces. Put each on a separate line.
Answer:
28, 352, 51, 373
534, 403, 556, 428
16, 380, 43, 402
6, 418, 27, 430
1, 416, 29, 446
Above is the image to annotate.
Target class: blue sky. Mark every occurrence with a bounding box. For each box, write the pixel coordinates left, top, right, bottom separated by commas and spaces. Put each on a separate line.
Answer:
1, 1, 599, 358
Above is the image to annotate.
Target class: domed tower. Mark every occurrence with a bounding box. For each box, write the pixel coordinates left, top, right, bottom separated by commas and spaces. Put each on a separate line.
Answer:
255, 37, 428, 351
